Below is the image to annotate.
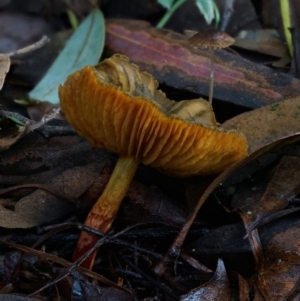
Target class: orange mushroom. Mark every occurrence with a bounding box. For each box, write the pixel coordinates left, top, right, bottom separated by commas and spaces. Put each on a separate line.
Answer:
188, 29, 235, 104
59, 54, 247, 269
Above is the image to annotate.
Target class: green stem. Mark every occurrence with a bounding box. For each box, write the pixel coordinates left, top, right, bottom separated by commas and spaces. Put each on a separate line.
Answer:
156, 0, 187, 28
279, 0, 294, 57
212, 0, 220, 28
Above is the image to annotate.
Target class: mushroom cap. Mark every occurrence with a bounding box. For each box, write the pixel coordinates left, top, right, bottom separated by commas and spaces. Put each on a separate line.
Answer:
188, 29, 235, 49
59, 55, 247, 176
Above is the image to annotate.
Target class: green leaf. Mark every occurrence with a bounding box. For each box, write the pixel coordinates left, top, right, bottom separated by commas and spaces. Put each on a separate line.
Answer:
279, 0, 294, 56
212, 0, 220, 28
29, 8, 105, 104
195, 0, 215, 25
6, 116, 24, 126
157, 0, 174, 9
66, 8, 79, 29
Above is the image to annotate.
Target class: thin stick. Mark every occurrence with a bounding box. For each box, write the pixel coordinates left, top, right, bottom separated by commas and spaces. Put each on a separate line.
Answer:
6, 35, 50, 57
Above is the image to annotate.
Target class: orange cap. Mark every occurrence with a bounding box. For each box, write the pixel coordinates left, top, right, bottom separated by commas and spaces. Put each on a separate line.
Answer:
59, 55, 247, 176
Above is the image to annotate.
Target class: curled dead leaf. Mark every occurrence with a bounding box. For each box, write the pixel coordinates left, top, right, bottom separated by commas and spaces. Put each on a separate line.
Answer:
0, 54, 10, 90
180, 259, 230, 301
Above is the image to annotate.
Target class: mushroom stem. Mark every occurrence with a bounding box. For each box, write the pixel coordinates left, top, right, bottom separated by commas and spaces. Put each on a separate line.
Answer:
208, 47, 215, 104
72, 155, 140, 269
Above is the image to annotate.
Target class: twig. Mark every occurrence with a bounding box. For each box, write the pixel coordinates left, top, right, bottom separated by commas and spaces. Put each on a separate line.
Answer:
244, 207, 300, 238
122, 256, 179, 300
27, 223, 155, 297
6, 36, 50, 57
0, 110, 77, 137
1, 240, 124, 291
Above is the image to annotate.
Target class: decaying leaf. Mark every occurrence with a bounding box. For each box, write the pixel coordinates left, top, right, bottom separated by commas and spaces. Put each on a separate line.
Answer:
237, 273, 250, 301
0, 161, 106, 228
105, 19, 300, 108
234, 29, 291, 67
255, 224, 300, 300
223, 96, 300, 153
232, 156, 300, 220
0, 134, 92, 174
0, 54, 10, 90
180, 259, 230, 301
234, 29, 288, 58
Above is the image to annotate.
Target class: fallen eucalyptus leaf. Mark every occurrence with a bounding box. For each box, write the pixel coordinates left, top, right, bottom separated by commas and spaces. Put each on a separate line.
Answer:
234, 29, 288, 58
105, 19, 300, 108
222, 96, 300, 153
29, 9, 105, 104
232, 156, 300, 219
0, 161, 106, 228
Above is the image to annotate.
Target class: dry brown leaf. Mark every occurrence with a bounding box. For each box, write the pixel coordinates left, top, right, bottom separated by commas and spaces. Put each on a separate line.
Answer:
180, 259, 230, 301
234, 29, 288, 58
255, 224, 300, 300
232, 156, 300, 220
0, 54, 10, 90
223, 96, 300, 154
237, 273, 250, 301
252, 287, 266, 301
0, 161, 106, 228
0, 134, 91, 174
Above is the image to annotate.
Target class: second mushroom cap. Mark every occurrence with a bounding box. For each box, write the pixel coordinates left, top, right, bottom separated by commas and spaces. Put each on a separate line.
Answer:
188, 28, 235, 49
